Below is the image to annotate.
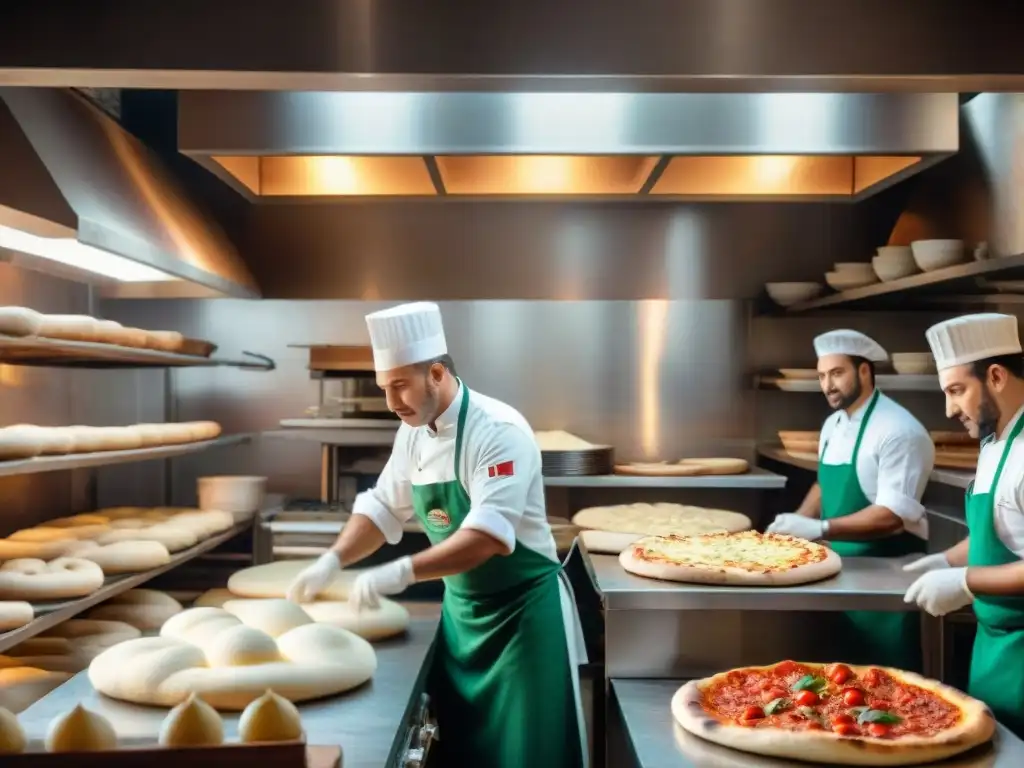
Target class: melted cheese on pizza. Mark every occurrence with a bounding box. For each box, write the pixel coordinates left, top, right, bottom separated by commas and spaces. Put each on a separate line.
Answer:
635, 531, 827, 573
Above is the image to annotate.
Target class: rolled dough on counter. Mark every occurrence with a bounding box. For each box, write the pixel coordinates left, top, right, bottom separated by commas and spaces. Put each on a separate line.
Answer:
0, 601, 33, 631
572, 503, 752, 554
86, 589, 183, 630
88, 604, 377, 710
0, 558, 104, 600
0, 306, 43, 337
228, 559, 357, 601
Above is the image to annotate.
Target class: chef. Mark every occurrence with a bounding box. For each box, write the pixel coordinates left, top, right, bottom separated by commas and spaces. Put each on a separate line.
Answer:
286, 302, 586, 768
904, 313, 1024, 736
767, 329, 934, 670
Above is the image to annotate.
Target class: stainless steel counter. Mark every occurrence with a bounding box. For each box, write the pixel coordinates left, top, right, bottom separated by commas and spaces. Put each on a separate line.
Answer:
611, 679, 1024, 768
587, 551, 921, 611
18, 601, 441, 768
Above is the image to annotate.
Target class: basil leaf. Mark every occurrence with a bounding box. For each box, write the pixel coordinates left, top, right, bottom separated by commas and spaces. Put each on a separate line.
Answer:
849, 706, 870, 716
764, 698, 789, 715
798, 706, 825, 724
791, 675, 827, 693
857, 709, 902, 726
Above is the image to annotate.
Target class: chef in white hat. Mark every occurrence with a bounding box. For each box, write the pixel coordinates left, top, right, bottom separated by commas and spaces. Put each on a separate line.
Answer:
904, 313, 1024, 736
767, 329, 934, 670
286, 302, 587, 768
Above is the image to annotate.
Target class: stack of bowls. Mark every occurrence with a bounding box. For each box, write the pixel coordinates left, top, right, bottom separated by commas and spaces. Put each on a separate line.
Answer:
872, 246, 918, 282
825, 262, 878, 291
891, 352, 937, 375
910, 240, 965, 272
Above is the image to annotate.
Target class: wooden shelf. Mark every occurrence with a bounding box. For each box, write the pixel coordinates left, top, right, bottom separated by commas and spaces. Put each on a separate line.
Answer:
757, 445, 974, 489
757, 374, 938, 392
0, 433, 253, 478
0, 334, 274, 370
0, 521, 251, 653
768, 253, 1024, 314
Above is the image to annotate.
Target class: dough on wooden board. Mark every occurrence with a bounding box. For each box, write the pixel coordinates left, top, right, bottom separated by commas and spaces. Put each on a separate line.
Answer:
0, 666, 71, 713
37, 314, 99, 342
0, 558, 104, 601
64, 540, 171, 573
88, 604, 377, 709
85, 589, 183, 631
572, 503, 752, 556
0, 306, 43, 337
0, 602, 33, 632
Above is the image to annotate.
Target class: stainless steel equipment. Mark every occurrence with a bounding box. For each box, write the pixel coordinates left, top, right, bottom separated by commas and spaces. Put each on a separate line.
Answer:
542, 446, 615, 477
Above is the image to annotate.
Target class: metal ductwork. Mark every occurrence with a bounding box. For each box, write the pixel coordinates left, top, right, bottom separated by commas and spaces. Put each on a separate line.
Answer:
0, 88, 260, 299
179, 91, 958, 202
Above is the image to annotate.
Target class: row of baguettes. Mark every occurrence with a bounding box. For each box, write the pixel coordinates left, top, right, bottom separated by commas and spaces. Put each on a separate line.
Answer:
0, 422, 222, 461
0, 307, 187, 352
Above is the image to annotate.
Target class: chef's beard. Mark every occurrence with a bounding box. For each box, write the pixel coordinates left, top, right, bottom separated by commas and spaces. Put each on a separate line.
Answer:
410, 376, 442, 427
974, 387, 1001, 440
828, 378, 863, 411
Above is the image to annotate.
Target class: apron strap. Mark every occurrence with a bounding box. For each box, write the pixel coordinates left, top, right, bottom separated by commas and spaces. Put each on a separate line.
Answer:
451, 380, 472, 494
821, 388, 881, 462
984, 411, 1024, 507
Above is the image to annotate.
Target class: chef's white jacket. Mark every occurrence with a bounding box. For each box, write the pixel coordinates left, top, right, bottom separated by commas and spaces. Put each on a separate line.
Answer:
972, 404, 1024, 558
818, 391, 934, 539
352, 383, 558, 561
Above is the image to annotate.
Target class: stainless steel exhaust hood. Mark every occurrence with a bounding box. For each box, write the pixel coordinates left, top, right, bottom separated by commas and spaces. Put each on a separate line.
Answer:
179, 91, 959, 202
0, 88, 260, 298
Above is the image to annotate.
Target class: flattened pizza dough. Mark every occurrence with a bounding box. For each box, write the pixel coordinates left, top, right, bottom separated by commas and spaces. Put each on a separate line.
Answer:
573, 503, 752, 554
620, 531, 841, 586
673, 661, 995, 766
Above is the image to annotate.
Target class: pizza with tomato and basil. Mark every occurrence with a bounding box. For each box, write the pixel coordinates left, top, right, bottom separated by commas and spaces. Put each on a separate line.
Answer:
673, 661, 995, 765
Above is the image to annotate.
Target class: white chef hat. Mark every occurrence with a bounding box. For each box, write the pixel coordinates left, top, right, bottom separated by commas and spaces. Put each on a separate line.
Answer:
813, 329, 889, 362
365, 302, 448, 372
926, 313, 1022, 371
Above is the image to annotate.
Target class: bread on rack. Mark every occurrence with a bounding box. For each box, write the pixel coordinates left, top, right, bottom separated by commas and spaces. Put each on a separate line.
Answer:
0, 421, 224, 463
0, 306, 194, 355
0, 602, 33, 632
85, 589, 183, 631
0, 558, 104, 601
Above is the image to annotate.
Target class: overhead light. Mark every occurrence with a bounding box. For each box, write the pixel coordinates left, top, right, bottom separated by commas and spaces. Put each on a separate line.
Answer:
0, 223, 178, 282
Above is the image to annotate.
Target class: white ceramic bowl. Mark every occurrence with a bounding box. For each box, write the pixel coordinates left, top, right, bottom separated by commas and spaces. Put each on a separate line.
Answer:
911, 240, 965, 272
198, 475, 267, 519
891, 352, 937, 375
872, 254, 918, 282
825, 271, 878, 291
833, 262, 876, 276
765, 282, 823, 307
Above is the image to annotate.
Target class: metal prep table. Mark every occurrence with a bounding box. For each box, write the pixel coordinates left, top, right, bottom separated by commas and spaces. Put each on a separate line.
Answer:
609, 679, 1024, 768
18, 602, 441, 768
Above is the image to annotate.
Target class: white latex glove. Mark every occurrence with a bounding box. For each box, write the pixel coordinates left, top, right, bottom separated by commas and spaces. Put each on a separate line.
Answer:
286, 551, 342, 603
902, 552, 951, 574
904, 567, 973, 616
349, 556, 416, 611
766, 513, 825, 541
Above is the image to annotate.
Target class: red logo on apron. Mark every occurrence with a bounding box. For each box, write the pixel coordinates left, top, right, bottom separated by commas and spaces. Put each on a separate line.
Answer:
427, 508, 451, 529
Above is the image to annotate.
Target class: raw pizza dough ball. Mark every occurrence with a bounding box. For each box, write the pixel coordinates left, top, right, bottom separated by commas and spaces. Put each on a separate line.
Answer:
88, 604, 377, 710
0, 536, 75, 561
11, 524, 108, 542
135, 424, 167, 447
573, 503, 753, 554
37, 619, 141, 649
0, 602, 33, 632
159, 692, 224, 746
0, 558, 104, 601
41, 513, 111, 529
97, 524, 198, 552
228, 559, 357, 601
65, 427, 107, 454
0, 426, 45, 461
0, 667, 71, 714
0, 704, 26, 753
37, 315, 99, 342
45, 703, 118, 752
147, 330, 185, 353
86, 589, 183, 631
4, 425, 73, 457
301, 600, 410, 641
64, 540, 171, 573
94, 426, 143, 452
0, 307, 43, 338
193, 588, 235, 608
239, 689, 304, 743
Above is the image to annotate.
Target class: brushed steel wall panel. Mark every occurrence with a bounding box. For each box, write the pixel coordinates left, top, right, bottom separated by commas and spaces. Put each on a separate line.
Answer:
0, 263, 93, 533
244, 201, 868, 300
102, 299, 751, 503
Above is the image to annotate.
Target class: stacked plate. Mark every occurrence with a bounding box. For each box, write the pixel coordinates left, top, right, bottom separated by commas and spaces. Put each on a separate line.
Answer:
541, 446, 615, 476
825, 262, 878, 291
891, 352, 936, 375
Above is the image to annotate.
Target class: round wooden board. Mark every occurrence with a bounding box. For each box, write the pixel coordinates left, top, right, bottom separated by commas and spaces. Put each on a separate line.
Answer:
615, 458, 749, 477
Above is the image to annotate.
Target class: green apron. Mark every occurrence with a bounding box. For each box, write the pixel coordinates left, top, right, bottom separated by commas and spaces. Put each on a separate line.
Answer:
818, 389, 925, 671
966, 413, 1024, 738
413, 384, 584, 768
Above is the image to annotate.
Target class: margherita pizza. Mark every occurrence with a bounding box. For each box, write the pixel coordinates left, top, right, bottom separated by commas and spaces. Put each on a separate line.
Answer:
619, 530, 841, 586
673, 661, 995, 766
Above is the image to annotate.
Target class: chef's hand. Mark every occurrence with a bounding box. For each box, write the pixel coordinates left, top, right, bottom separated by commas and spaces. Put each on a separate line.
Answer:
902, 553, 951, 574
903, 568, 973, 616
349, 556, 416, 611
766, 513, 825, 541
286, 551, 342, 603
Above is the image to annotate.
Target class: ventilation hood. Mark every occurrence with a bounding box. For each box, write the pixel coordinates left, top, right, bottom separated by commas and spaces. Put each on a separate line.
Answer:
179, 92, 958, 202
0, 88, 259, 298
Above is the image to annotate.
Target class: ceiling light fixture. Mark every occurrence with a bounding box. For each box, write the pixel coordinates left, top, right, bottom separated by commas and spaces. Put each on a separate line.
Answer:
0, 223, 178, 282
